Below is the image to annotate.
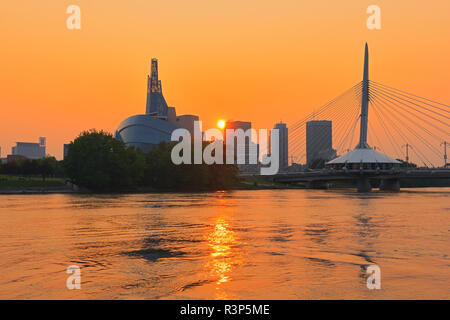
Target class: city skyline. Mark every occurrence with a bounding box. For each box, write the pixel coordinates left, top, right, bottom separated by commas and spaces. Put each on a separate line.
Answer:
0, 1, 449, 304
1, 1, 450, 159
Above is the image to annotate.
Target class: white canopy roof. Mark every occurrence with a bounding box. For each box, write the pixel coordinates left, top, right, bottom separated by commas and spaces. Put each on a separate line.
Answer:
326, 148, 401, 164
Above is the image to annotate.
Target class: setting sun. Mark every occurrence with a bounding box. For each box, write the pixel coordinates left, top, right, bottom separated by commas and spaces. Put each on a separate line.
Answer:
217, 120, 226, 129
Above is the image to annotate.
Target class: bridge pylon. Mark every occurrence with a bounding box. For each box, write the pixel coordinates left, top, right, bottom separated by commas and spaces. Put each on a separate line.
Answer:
325, 43, 401, 192
357, 177, 372, 193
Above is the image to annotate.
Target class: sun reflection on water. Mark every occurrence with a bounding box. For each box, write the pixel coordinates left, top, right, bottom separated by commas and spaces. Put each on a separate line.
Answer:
207, 216, 237, 289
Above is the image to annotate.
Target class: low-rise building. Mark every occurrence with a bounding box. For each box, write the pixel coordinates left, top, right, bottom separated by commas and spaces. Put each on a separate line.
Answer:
11, 137, 46, 159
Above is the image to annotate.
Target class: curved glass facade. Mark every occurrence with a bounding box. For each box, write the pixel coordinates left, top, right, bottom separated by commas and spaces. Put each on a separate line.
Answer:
115, 114, 179, 152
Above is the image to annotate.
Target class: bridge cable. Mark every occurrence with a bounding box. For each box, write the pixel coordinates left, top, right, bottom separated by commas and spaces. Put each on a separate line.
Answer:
288, 85, 362, 141
369, 87, 450, 142
369, 98, 404, 159
369, 91, 445, 144
369, 92, 441, 164
289, 97, 359, 157
370, 80, 450, 113
290, 98, 361, 161
370, 85, 450, 127
369, 94, 434, 166
288, 82, 363, 132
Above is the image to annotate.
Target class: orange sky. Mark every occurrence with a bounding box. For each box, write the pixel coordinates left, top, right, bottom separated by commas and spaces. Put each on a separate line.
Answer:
1, 0, 449, 159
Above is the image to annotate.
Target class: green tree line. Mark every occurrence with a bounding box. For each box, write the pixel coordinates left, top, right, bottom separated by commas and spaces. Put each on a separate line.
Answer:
64, 129, 239, 192
0, 156, 62, 180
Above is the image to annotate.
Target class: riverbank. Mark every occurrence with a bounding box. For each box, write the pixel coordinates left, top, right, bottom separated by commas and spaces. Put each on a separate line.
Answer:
0, 187, 75, 194
1, 175, 450, 194
0, 175, 75, 194
0, 180, 300, 194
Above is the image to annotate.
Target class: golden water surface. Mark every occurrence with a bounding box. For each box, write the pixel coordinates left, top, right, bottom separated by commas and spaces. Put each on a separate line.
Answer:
0, 189, 448, 299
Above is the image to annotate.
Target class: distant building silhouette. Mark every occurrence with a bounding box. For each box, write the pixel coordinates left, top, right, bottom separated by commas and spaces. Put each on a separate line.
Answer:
116, 59, 200, 152
11, 137, 46, 159
63, 144, 69, 160
7, 154, 28, 163
273, 122, 288, 170
168, 113, 199, 137
0, 146, 6, 164
0, 146, 5, 164
225, 121, 252, 164
146, 59, 169, 117
306, 121, 335, 165
224, 121, 259, 172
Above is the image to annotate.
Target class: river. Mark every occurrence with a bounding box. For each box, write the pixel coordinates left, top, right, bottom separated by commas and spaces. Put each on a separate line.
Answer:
0, 188, 448, 299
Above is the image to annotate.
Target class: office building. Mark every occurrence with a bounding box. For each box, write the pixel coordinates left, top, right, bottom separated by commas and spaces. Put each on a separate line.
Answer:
273, 122, 288, 170
11, 137, 46, 159
168, 113, 199, 137
225, 121, 252, 164
306, 121, 335, 165
223, 121, 259, 172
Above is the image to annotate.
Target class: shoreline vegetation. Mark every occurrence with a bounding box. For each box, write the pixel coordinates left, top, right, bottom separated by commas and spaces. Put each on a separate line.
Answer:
0, 177, 450, 195
1, 130, 449, 195
0, 175, 450, 195
1, 175, 449, 195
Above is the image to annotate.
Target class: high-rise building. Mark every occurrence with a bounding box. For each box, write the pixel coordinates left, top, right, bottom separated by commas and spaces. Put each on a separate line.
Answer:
222, 121, 260, 173
11, 137, 46, 159
306, 121, 335, 165
273, 122, 288, 170
225, 121, 253, 165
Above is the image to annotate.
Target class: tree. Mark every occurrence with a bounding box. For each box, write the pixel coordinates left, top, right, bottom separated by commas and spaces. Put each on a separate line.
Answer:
64, 129, 145, 191
63, 130, 238, 192
37, 156, 58, 180
143, 141, 238, 191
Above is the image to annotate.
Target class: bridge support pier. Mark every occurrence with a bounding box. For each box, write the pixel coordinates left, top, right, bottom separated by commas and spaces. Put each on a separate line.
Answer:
357, 177, 372, 192
379, 178, 400, 192
306, 181, 329, 190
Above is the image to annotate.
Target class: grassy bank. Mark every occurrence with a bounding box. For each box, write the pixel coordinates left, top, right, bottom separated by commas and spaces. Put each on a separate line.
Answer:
0, 175, 65, 188
2, 174, 448, 194
0, 174, 71, 193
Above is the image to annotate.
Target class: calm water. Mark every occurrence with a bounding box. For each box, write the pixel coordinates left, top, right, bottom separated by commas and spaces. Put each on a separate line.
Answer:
0, 189, 448, 299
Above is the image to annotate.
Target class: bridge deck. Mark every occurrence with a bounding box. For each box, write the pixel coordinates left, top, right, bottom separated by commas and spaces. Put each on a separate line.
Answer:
266, 169, 450, 183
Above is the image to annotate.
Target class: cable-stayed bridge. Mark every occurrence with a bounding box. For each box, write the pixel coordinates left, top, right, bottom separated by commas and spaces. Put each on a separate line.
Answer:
273, 43, 450, 192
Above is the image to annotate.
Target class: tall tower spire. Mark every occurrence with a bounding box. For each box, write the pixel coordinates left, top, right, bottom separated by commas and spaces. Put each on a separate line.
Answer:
358, 43, 370, 148
145, 58, 168, 116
